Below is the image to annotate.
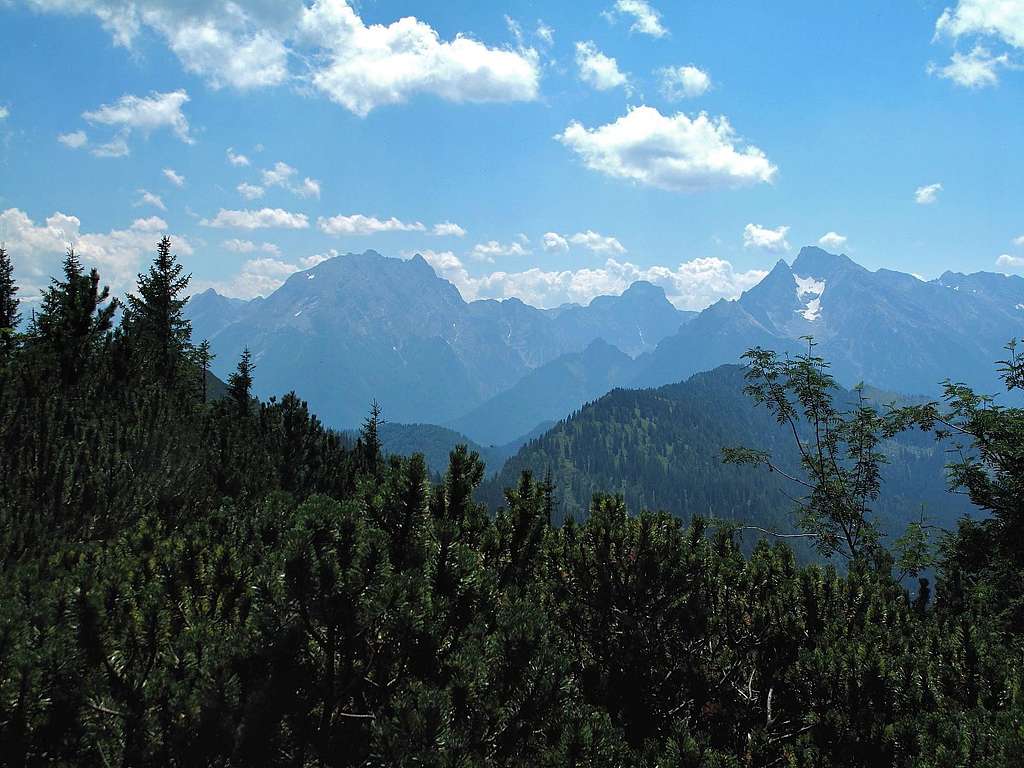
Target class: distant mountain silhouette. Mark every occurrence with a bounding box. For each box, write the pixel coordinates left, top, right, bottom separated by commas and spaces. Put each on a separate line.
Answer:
187, 251, 691, 428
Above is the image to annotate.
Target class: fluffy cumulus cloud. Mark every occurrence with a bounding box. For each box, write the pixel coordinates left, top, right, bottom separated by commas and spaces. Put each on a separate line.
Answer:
195, 249, 339, 298
162, 167, 185, 187
606, 0, 668, 38
226, 147, 251, 167
417, 249, 764, 311
929, 45, 1011, 87
134, 189, 166, 211
83, 89, 193, 149
298, 0, 540, 116
222, 238, 280, 255
318, 214, 425, 236
27, 1, 541, 115
935, 0, 1024, 49
201, 208, 310, 229
996, 253, 1024, 269
575, 41, 629, 91
932, 1, 1024, 87
743, 223, 791, 252
259, 161, 322, 199
432, 221, 467, 237
470, 239, 531, 262
0, 207, 191, 295
543, 232, 569, 252
659, 65, 711, 99
818, 231, 848, 250
1014, 234, 1024, 246
237, 182, 265, 200
915, 182, 943, 204
569, 230, 627, 254
57, 130, 88, 149
557, 106, 777, 192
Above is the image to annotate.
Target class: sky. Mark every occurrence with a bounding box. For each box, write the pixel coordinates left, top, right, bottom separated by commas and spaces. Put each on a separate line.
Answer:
1, 0, 1023, 311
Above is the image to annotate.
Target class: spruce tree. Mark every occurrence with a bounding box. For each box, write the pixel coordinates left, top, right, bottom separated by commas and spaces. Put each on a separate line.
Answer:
123, 235, 192, 385
227, 347, 254, 414
0, 245, 20, 358
31, 248, 116, 388
357, 399, 385, 476
196, 339, 214, 402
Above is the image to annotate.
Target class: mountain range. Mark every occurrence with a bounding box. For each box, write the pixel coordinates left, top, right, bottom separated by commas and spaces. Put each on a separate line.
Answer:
188, 246, 1024, 447
188, 251, 692, 428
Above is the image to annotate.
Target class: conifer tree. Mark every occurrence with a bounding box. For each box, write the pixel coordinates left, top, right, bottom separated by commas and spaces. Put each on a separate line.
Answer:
0, 245, 20, 358
122, 236, 192, 385
31, 248, 116, 388
196, 339, 214, 402
227, 347, 254, 414
357, 399, 384, 476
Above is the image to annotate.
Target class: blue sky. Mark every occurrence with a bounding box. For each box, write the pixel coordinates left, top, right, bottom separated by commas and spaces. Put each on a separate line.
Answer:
1, 0, 1023, 310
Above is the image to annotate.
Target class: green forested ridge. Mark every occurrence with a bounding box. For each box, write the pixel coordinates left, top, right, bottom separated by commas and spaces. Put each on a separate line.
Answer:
483, 364, 974, 553
1, 240, 1023, 767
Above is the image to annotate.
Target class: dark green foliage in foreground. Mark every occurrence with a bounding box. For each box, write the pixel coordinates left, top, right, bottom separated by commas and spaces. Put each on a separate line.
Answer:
1, 242, 1023, 766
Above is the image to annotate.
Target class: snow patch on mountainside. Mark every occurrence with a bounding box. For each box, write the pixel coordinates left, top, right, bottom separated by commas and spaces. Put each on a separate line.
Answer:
794, 274, 825, 321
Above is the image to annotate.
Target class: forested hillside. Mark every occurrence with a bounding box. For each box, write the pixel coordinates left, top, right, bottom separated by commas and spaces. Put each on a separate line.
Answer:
483, 365, 975, 549
2, 240, 1023, 766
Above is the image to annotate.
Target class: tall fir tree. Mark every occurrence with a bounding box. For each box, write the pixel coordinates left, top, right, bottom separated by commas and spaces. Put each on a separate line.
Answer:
227, 347, 254, 414
30, 248, 116, 389
0, 245, 21, 358
122, 236, 192, 386
196, 339, 214, 402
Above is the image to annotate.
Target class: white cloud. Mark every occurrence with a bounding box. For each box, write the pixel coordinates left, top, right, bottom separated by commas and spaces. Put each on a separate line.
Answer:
996, 253, 1024, 269
318, 213, 426, 236
162, 167, 185, 186
298, 0, 541, 116
260, 161, 322, 198
557, 106, 777, 192
237, 182, 265, 200
569, 230, 627, 254
915, 182, 943, 204
575, 41, 629, 91
135, 189, 166, 211
432, 221, 467, 237
418, 249, 764, 311
0, 207, 191, 295
470, 239, 531, 261
818, 231, 848, 250
0, 106, 7, 120
201, 208, 310, 229
91, 136, 130, 158
222, 238, 280, 255
159, 18, 288, 90
929, 45, 1011, 87
295, 177, 321, 199
536, 21, 554, 47
261, 160, 296, 188
659, 65, 711, 99
607, 0, 668, 38
28, 1, 541, 115
195, 249, 339, 298
543, 232, 569, 252
26, 0, 290, 90
57, 130, 88, 149
83, 89, 193, 144
936, 0, 1024, 49
743, 223, 790, 252
1014, 234, 1024, 246
227, 147, 251, 166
